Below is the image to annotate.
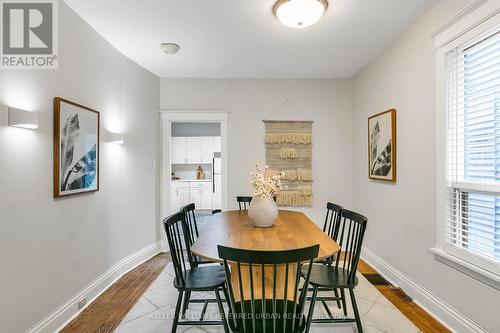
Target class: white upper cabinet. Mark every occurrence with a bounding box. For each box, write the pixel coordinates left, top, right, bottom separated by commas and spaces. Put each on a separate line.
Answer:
171, 136, 220, 164
171, 137, 187, 164
201, 137, 214, 163
186, 137, 202, 163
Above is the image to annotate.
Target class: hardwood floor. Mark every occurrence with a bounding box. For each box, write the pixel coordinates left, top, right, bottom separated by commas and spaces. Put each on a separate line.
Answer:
60, 253, 449, 333
59, 253, 170, 333
357, 260, 451, 333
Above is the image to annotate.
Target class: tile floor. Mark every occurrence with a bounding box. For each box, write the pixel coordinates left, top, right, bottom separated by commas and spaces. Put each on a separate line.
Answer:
115, 263, 421, 333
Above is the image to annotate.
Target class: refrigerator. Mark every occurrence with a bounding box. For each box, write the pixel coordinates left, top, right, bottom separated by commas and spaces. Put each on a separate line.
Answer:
212, 152, 222, 211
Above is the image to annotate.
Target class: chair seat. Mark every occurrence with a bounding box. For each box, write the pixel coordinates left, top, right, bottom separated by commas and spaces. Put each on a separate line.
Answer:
315, 256, 335, 266
230, 299, 306, 333
173, 265, 226, 291
192, 255, 214, 266
302, 265, 358, 289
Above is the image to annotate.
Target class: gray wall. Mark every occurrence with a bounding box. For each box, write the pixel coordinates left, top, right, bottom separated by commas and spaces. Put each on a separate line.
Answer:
161, 78, 353, 225
0, 3, 160, 332
351, 0, 500, 331
171, 122, 221, 137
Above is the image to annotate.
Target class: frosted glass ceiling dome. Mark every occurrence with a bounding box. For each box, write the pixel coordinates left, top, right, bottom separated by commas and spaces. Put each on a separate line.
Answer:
273, 0, 328, 29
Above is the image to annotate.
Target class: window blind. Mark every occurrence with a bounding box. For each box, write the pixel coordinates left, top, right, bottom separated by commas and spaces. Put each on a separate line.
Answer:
446, 29, 500, 262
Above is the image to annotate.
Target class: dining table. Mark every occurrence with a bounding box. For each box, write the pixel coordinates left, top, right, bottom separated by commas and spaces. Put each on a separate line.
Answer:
191, 209, 340, 301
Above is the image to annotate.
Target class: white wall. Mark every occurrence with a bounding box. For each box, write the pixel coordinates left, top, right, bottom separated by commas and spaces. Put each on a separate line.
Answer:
0, 3, 160, 332
160, 79, 352, 223
351, 0, 500, 331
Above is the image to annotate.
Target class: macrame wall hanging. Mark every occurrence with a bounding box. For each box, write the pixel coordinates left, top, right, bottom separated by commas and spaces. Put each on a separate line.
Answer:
264, 120, 313, 207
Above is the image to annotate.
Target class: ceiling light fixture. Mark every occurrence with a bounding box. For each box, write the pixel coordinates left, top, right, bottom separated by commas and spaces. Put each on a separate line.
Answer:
273, 0, 328, 29
160, 43, 180, 55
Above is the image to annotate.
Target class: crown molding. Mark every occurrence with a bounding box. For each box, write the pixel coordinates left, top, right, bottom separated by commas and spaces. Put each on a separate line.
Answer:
429, 0, 489, 38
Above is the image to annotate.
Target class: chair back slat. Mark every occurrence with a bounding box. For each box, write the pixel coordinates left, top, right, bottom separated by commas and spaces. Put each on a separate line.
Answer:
237, 196, 252, 211
163, 211, 192, 287
323, 202, 343, 239
261, 263, 266, 333
321, 202, 343, 265
181, 203, 199, 245
218, 245, 319, 333
236, 261, 247, 333
272, 264, 277, 333
334, 209, 368, 284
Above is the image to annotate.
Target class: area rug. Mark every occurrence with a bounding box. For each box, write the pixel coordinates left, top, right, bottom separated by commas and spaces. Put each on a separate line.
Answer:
115, 264, 420, 333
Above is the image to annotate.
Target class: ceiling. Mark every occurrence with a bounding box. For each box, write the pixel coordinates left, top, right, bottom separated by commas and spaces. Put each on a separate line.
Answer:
64, 0, 439, 79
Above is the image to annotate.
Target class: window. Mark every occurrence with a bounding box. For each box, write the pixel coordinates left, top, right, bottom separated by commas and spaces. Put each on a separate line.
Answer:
446, 29, 500, 269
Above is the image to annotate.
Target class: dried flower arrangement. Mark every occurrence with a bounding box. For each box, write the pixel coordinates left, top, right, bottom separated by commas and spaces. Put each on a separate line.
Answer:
250, 164, 284, 199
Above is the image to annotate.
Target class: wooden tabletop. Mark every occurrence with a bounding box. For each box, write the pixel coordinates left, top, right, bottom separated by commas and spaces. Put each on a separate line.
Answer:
191, 210, 340, 262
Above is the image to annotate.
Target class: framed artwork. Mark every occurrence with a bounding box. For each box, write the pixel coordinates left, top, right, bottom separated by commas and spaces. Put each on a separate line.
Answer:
368, 109, 396, 182
53, 97, 99, 198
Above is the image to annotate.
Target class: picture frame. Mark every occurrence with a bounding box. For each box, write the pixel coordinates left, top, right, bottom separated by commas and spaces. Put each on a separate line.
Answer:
368, 109, 396, 182
53, 97, 100, 198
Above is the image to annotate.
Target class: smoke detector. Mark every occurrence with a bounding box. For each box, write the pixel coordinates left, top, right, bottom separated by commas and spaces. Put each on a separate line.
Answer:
161, 43, 180, 55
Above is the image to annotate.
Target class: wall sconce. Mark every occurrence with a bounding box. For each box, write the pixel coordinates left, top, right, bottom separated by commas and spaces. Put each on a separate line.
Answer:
107, 132, 124, 145
8, 107, 39, 129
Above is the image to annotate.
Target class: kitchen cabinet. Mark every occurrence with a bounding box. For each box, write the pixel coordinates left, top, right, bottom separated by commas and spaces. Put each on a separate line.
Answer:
191, 181, 212, 209
170, 181, 190, 211
190, 188, 202, 208
186, 137, 202, 163
171, 181, 212, 211
201, 189, 212, 209
201, 137, 214, 163
171, 137, 187, 164
171, 136, 220, 164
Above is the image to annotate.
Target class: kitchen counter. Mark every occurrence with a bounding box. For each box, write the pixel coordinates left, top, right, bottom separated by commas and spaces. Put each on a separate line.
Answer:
171, 179, 212, 182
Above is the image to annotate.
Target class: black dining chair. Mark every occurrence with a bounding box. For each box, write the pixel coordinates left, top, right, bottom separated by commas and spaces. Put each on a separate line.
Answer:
303, 209, 368, 333
181, 203, 212, 267
236, 196, 252, 211
319, 202, 343, 265
163, 211, 230, 333
218, 244, 319, 333
303, 202, 344, 312
180, 203, 220, 319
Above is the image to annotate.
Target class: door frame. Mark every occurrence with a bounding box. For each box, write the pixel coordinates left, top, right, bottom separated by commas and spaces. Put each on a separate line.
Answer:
160, 109, 229, 251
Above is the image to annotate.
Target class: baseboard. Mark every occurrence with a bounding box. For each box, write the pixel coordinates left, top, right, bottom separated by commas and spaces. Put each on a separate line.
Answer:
25, 241, 163, 333
161, 238, 169, 252
361, 248, 487, 333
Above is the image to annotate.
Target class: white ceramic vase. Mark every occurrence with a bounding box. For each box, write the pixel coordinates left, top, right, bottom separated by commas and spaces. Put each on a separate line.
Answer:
248, 196, 278, 228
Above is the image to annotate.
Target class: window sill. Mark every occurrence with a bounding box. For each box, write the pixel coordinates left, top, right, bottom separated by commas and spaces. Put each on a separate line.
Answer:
431, 248, 500, 291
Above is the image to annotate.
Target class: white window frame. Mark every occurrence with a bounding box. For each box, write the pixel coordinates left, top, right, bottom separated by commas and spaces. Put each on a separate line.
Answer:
435, 0, 500, 289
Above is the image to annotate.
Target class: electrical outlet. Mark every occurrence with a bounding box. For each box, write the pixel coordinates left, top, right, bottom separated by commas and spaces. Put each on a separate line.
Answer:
78, 297, 87, 310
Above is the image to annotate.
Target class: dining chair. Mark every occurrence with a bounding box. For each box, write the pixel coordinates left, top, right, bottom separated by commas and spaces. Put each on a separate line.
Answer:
180, 203, 218, 319
218, 244, 319, 333
236, 196, 252, 210
181, 203, 212, 267
163, 211, 230, 333
304, 202, 344, 311
318, 202, 343, 265
303, 209, 368, 333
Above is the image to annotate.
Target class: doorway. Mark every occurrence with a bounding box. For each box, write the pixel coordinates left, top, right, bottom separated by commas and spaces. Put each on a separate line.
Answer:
160, 111, 229, 250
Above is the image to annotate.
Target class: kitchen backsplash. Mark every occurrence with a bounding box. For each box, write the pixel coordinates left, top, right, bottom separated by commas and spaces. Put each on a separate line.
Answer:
172, 163, 213, 180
